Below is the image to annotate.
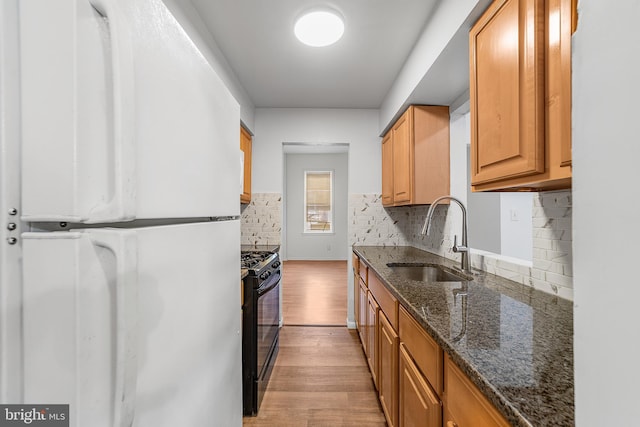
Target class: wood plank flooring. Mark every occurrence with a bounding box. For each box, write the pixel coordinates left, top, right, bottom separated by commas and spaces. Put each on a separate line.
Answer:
243, 327, 386, 426
243, 261, 386, 426
282, 261, 348, 326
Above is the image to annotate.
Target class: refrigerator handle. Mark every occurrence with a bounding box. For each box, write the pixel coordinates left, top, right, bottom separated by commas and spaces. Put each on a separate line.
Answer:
88, 230, 138, 427
87, 0, 137, 223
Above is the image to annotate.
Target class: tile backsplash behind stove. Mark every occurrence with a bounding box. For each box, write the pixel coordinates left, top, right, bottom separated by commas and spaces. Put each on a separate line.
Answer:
241, 193, 282, 246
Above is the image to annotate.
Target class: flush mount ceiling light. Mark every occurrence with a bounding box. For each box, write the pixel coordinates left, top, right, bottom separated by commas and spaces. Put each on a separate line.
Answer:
294, 10, 344, 47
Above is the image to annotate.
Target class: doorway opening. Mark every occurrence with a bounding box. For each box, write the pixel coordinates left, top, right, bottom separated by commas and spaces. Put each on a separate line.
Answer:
281, 144, 349, 326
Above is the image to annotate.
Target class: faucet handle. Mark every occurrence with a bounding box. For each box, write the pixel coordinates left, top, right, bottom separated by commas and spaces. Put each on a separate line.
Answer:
453, 235, 468, 253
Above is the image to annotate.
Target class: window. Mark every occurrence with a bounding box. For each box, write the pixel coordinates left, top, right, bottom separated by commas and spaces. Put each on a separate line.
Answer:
304, 171, 333, 232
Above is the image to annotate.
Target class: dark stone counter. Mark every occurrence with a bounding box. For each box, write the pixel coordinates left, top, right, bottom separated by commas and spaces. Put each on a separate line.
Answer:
353, 246, 573, 427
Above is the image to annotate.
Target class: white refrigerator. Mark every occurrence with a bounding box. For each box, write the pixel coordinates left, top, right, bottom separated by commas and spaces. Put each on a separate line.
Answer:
1, 0, 242, 426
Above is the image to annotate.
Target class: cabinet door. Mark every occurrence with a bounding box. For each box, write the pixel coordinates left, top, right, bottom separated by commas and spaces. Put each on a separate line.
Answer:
354, 273, 360, 331
470, 0, 545, 186
382, 131, 394, 206
548, 0, 573, 168
358, 278, 368, 346
379, 312, 399, 427
392, 108, 413, 204
367, 292, 379, 388
443, 355, 510, 427
240, 127, 252, 203
399, 344, 441, 427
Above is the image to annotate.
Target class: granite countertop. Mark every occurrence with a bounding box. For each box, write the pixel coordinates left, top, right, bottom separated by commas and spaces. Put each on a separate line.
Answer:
353, 246, 574, 427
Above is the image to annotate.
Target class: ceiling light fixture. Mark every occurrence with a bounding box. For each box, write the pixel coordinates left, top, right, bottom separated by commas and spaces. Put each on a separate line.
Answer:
294, 10, 344, 47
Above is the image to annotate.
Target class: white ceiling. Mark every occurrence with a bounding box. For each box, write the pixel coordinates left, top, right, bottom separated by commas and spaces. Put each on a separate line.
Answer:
190, 0, 441, 109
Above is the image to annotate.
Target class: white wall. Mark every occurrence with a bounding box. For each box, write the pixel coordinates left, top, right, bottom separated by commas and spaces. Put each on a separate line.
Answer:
250, 108, 380, 327
573, 0, 640, 424
467, 145, 502, 255
378, 0, 491, 134
500, 193, 533, 261
252, 108, 381, 194
284, 153, 348, 260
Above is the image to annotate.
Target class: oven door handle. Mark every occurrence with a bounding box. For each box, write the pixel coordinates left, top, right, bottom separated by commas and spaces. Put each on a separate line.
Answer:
257, 272, 281, 297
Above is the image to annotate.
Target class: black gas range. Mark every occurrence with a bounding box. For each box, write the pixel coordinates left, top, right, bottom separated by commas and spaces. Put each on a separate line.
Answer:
241, 250, 281, 416
241, 251, 280, 278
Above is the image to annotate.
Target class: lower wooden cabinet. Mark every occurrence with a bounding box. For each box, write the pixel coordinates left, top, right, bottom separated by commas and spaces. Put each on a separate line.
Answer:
399, 306, 443, 395
352, 252, 510, 426
367, 291, 379, 388
379, 311, 399, 427
357, 277, 368, 347
399, 344, 442, 427
354, 272, 360, 329
443, 355, 510, 427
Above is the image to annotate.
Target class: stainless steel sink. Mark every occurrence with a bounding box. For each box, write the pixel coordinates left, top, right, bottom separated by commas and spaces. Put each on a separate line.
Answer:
387, 263, 470, 282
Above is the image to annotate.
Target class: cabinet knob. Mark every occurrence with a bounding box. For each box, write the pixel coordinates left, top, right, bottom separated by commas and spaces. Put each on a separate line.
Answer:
446, 422, 458, 427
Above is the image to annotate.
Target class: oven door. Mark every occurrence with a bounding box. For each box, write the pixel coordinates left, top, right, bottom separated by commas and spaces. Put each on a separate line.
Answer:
256, 271, 280, 381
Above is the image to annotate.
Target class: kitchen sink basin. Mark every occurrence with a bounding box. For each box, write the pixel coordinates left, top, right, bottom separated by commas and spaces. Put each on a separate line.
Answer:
387, 263, 470, 282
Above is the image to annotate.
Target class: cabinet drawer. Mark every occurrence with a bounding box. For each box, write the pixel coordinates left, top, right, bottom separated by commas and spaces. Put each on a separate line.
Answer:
443, 355, 510, 427
352, 252, 360, 275
359, 262, 368, 284
399, 306, 443, 396
368, 272, 398, 329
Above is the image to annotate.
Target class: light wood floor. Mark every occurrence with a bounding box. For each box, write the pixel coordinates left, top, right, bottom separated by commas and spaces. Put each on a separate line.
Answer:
243, 261, 386, 426
282, 260, 348, 326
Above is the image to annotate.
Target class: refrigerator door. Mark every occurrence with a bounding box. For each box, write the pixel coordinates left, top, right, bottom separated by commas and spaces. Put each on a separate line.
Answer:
22, 221, 242, 427
22, 230, 138, 427
20, 0, 240, 223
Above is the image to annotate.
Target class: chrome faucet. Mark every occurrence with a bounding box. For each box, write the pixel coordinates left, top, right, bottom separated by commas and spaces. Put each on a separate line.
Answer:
421, 195, 472, 274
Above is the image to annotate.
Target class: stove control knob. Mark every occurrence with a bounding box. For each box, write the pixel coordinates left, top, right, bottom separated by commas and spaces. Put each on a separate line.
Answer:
272, 261, 281, 268
260, 273, 267, 280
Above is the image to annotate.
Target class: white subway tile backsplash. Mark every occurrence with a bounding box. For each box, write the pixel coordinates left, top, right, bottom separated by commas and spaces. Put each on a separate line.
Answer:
241, 190, 573, 301
348, 191, 573, 301
545, 271, 574, 288
533, 238, 555, 250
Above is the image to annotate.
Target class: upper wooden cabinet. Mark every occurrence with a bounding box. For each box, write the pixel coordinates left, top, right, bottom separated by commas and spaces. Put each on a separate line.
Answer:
240, 126, 252, 203
381, 132, 394, 205
382, 105, 450, 207
469, 0, 573, 191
